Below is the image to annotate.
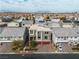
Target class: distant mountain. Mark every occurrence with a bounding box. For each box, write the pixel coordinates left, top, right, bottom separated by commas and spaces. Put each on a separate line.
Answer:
0, 8, 79, 13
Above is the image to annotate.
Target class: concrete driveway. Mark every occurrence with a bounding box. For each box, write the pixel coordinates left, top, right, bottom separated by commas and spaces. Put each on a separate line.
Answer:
0, 42, 12, 53
57, 42, 73, 52
36, 43, 57, 52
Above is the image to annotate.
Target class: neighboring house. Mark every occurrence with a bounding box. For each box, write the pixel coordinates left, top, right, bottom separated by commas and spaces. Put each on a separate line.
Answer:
29, 24, 52, 44
35, 20, 46, 26
14, 18, 33, 28
14, 18, 23, 23
51, 18, 60, 22
21, 20, 33, 28
46, 21, 60, 28
73, 20, 79, 27
35, 16, 46, 26
52, 28, 79, 46
0, 27, 28, 44
1, 16, 13, 22
35, 16, 44, 22
0, 22, 7, 27
45, 18, 61, 28
62, 20, 73, 28
7, 22, 20, 27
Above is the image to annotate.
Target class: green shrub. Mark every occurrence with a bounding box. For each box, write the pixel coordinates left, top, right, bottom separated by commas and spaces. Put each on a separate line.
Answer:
11, 40, 24, 51
30, 40, 37, 48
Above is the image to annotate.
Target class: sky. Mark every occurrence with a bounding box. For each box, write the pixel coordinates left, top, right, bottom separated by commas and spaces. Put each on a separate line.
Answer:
0, 0, 79, 12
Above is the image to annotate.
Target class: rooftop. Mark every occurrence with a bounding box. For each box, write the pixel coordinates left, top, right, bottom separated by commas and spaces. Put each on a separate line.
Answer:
0, 27, 26, 37
29, 24, 51, 31
52, 28, 79, 37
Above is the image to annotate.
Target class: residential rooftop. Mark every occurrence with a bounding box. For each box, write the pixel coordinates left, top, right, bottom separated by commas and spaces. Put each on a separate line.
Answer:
52, 28, 79, 37
0, 27, 26, 37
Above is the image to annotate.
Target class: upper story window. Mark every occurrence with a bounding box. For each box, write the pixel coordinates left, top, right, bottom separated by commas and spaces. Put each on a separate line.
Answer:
30, 30, 33, 34
45, 32, 48, 34
19, 36, 21, 38
34, 30, 36, 34
61, 37, 63, 38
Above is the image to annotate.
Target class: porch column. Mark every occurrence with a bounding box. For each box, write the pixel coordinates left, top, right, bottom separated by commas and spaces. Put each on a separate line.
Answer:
41, 31, 43, 45
41, 31, 43, 41
36, 31, 38, 41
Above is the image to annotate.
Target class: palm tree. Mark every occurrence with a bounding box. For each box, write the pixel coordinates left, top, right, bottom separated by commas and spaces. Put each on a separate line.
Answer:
32, 16, 35, 24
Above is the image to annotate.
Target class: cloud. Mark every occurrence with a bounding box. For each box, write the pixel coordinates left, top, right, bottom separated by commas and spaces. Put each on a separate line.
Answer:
0, 0, 79, 12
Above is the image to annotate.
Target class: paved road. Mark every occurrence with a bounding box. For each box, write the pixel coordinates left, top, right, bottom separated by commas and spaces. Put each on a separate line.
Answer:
0, 54, 79, 59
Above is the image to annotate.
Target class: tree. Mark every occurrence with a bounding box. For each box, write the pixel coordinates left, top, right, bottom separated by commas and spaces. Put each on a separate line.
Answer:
44, 15, 50, 21
32, 16, 35, 24
60, 16, 66, 21
11, 40, 24, 51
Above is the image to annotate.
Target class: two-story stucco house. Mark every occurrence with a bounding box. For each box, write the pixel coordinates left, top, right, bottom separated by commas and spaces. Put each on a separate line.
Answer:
29, 24, 52, 44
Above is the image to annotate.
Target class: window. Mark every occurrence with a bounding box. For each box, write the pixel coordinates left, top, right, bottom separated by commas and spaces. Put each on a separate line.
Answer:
75, 37, 77, 38
10, 36, 13, 38
30, 30, 33, 34
38, 32, 41, 39
38, 32, 39, 34
45, 32, 48, 34
77, 32, 79, 34
64, 38, 66, 40
66, 37, 68, 38
61, 37, 63, 38
44, 36, 48, 39
19, 36, 21, 38
71, 37, 72, 38
7, 38, 10, 40
38, 36, 41, 39
34, 30, 36, 33
23, 24, 25, 26
58, 37, 60, 38
75, 42, 77, 44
